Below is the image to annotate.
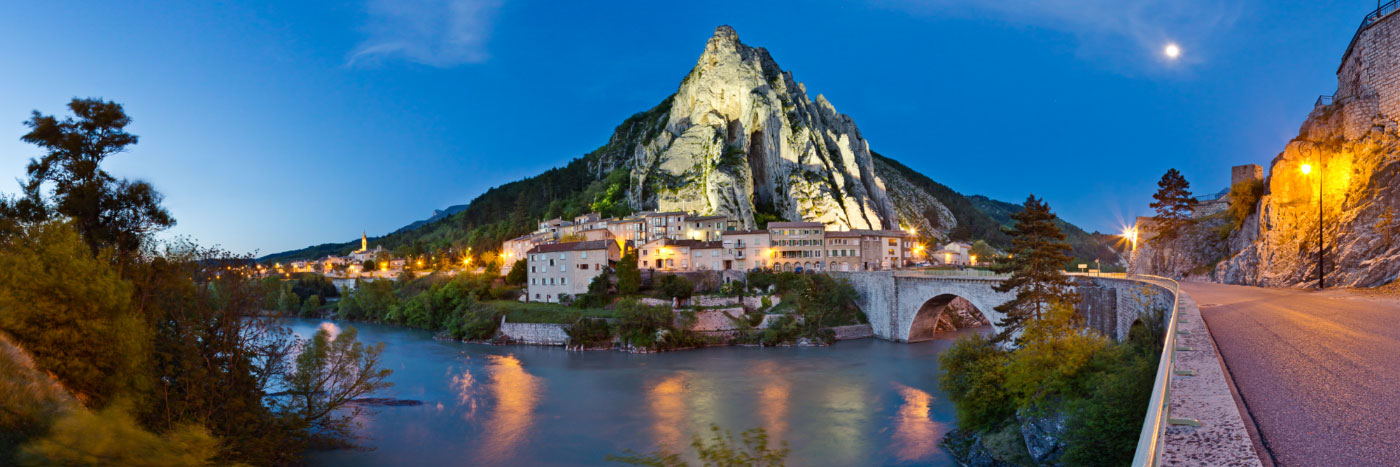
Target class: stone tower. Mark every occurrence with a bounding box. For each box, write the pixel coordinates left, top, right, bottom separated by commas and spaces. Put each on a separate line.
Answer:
1231, 164, 1263, 187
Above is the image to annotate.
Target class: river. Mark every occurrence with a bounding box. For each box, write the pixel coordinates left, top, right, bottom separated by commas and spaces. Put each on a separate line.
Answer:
286, 319, 981, 466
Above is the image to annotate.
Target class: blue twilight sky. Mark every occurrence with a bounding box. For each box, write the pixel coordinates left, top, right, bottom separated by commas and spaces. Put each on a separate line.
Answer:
0, 1, 1369, 255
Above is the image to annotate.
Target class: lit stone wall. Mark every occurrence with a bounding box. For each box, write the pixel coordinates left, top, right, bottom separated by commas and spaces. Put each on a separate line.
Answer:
1336, 10, 1400, 139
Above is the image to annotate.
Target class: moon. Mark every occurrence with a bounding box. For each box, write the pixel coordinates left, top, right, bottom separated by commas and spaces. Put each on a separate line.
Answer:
1164, 43, 1181, 59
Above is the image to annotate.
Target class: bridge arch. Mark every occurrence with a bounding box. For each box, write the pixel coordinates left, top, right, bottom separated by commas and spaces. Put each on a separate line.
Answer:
907, 294, 993, 342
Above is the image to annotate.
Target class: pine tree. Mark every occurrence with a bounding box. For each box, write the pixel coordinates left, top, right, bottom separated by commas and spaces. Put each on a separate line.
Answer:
992, 195, 1079, 345
1149, 168, 1194, 240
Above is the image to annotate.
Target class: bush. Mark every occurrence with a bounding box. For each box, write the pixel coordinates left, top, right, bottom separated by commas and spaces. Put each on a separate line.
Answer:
444, 301, 503, 341
657, 274, 695, 300
1059, 344, 1157, 466
566, 318, 613, 348
938, 333, 1014, 432
617, 251, 641, 295
18, 403, 220, 466
615, 299, 674, 349
1002, 304, 1108, 408
505, 259, 527, 285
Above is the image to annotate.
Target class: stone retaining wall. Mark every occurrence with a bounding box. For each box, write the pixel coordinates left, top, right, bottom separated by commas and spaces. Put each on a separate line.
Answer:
498, 320, 570, 346
686, 308, 746, 332
829, 324, 873, 340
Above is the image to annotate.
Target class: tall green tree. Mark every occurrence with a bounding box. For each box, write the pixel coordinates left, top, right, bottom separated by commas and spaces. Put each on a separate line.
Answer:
1149, 168, 1193, 240
1, 98, 174, 263
617, 250, 641, 295
992, 195, 1078, 345
505, 258, 528, 285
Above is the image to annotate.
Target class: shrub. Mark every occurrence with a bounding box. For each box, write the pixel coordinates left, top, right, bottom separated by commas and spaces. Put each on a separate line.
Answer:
505, 259, 527, 285
18, 403, 220, 466
1002, 304, 1108, 408
617, 251, 641, 295
658, 274, 695, 300
938, 333, 1014, 432
566, 318, 613, 348
615, 299, 674, 349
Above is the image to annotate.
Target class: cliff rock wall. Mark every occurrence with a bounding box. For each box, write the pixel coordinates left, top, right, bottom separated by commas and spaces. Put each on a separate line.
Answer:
607, 26, 900, 230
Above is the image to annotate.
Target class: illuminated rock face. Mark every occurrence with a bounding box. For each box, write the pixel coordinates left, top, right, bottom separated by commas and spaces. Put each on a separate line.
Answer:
609, 26, 899, 230
1216, 105, 1400, 287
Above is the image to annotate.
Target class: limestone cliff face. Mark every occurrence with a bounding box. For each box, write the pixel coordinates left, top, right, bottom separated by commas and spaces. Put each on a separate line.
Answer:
1215, 105, 1400, 287
607, 26, 899, 230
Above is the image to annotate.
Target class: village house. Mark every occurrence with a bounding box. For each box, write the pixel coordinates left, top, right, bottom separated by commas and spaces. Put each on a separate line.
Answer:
525, 240, 620, 303
932, 241, 972, 266
638, 238, 703, 271
769, 221, 826, 271
721, 230, 770, 271
688, 241, 726, 271
681, 215, 734, 241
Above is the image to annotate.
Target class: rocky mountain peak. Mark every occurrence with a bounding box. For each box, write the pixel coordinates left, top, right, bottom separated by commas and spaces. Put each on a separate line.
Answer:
617, 26, 900, 230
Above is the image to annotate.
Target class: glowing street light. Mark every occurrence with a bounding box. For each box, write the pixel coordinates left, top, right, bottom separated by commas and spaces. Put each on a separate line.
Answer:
1122, 226, 1139, 275
1301, 157, 1325, 288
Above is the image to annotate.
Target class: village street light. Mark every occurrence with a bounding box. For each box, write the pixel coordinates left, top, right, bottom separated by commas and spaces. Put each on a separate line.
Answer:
1301, 160, 1325, 288
1122, 227, 1138, 276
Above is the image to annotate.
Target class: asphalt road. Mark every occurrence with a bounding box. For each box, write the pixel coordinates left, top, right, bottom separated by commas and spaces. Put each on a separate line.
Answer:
1184, 282, 1400, 467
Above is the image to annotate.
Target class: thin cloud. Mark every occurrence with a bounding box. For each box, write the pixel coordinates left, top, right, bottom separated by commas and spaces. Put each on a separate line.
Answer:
348, 0, 503, 67
877, 0, 1248, 73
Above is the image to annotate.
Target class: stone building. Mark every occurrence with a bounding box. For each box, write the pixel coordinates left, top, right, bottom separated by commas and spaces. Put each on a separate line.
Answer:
644, 211, 688, 241
1231, 164, 1264, 187
637, 238, 704, 271
525, 240, 620, 303
607, 217, 647, 244
680, 215, 734, 241
823, 231, 863, 271
769, 221, 826, 271
721, 230, 771, 270
855, 230, 913, 270
688, 241, 726, 271
1332, 3, 1400, 139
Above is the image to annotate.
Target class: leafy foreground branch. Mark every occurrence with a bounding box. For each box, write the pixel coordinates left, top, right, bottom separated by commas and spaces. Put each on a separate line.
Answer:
607, 425, 790, 467
0, 98, 395, 465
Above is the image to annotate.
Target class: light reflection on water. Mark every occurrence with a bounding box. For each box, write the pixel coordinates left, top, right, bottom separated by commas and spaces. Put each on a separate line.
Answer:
891, 382, 943, 461
292, 319, 982, 466
475, 354, 541, 463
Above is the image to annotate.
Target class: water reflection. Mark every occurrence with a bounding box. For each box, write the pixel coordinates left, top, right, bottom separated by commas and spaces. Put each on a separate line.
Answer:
821, 380, 872, 465
752, 361, 790, 441
891, 382, 940, 461
474, 354, 540, 464
648, 374, 689, 450
449, 361, 479, 419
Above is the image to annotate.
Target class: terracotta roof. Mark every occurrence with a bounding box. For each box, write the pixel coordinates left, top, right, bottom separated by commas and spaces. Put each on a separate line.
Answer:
690, 241, 724, 249
526, 240, 613, 254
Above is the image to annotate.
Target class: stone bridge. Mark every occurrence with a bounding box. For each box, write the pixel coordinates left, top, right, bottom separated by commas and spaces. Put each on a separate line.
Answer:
831, 272, 1175, 342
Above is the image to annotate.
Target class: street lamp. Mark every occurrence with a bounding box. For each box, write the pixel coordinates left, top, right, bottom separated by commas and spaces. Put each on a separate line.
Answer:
1301, 159, 1324, 288
1122, 227, 1138, 276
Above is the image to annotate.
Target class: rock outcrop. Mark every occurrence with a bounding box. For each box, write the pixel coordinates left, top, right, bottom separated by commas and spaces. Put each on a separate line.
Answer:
604, 26, 899, 230
1214, 104, 1400, 287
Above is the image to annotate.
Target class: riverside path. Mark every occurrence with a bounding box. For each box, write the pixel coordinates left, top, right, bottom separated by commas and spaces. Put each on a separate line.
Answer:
1184, 281, 1400, 466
